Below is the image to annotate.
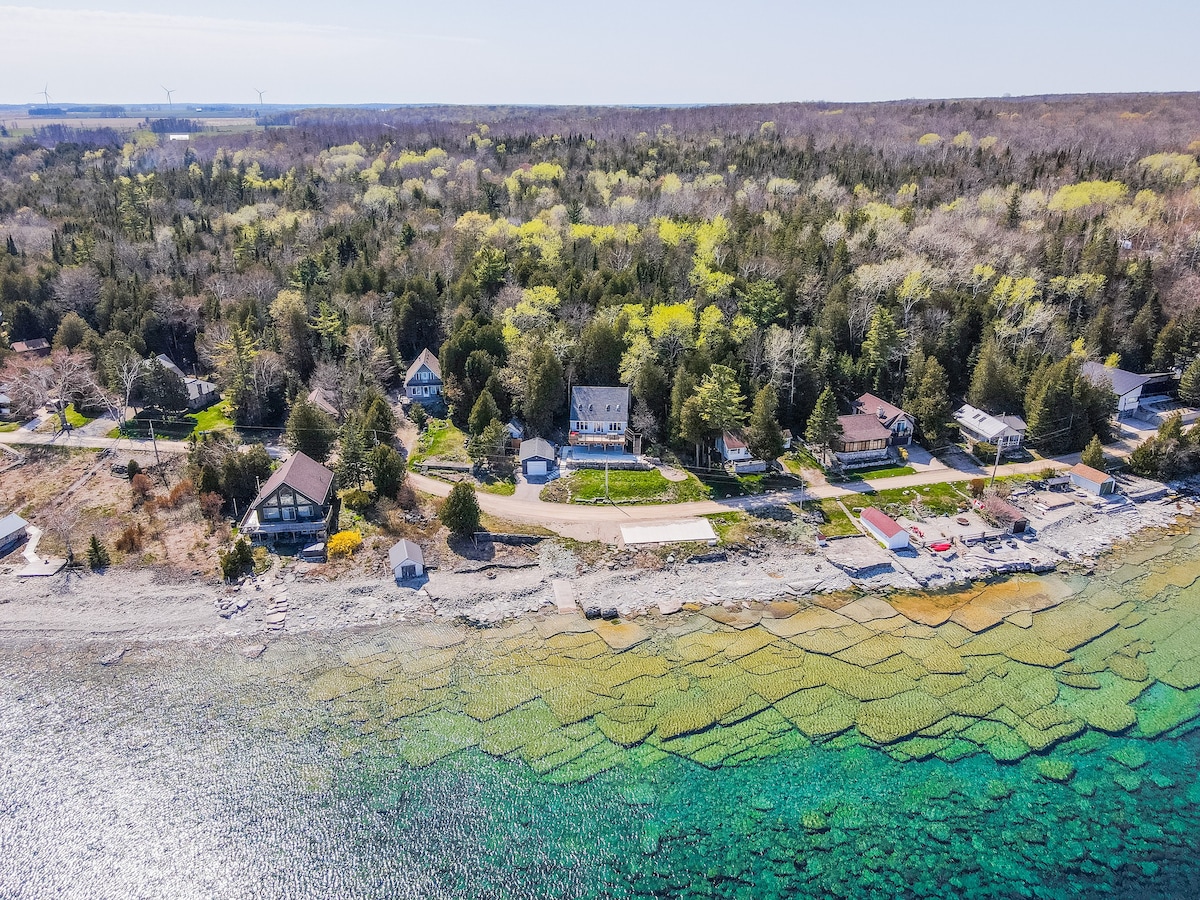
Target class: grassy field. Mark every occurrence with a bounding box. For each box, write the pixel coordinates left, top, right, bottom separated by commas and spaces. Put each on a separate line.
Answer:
38, 404, 94, 432
805, 498, 859, 537
841, 463, 917, 481
0, 421, 19, 433
542, 469, 711, 504
410, 419, 469, 466
189, 405, 235, 435
850, 482, 970, 518
476, 477, 516, 496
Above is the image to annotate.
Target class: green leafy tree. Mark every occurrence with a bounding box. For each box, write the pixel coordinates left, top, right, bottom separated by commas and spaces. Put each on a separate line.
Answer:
678, 394, 709, 466
746, 385, 785, 462
694, 364, 747, 435
219, 537, 254, 580
737, 280, 786, 327
469, 389, 502, 436
469, 419, 514, 478
336, 417, 370, 489
439, 482, 481, 537
1179, 355, 1200, 407
370, 444, 406, 499
87, 534, 110, 570
284, 398, 338, 462
805, 386, 843, 462
1080, 434, 1106, 470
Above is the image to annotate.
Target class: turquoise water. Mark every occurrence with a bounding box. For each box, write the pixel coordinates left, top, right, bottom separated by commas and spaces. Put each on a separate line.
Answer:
4, 533, 1200, 898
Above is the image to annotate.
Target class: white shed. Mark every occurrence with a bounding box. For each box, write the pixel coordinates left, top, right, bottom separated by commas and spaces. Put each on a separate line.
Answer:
0, 512, 29, 555
519, 438, 556, 476
389, 539, 425, 580
859, 507, 911, 551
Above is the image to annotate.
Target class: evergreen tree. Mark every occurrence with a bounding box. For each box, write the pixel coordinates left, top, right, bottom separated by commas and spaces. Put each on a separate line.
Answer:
5, 234, 16, 256
336, 418, 370, 488
469, 389, 502, 436
523, 347, 564, 436
860, 306, 904, 394
1080, 435, 1106, 470
805, 386, 843, 461
370, 444, 406, 499
910, 358, 951, 446
1179, 355, 1200, 407
86, 534, 110, 570
967, 338, 1022, 414
140, 357, 190, 413
439, 482, 481, 537
284, 398, 338, 462
746, 386, 785, 462
360, 395, 396, 446
694, 365, 748, 435
575, 318, 625, 385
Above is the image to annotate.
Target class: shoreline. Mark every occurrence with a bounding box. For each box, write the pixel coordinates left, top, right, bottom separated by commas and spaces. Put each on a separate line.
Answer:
0, 491, 1193, 650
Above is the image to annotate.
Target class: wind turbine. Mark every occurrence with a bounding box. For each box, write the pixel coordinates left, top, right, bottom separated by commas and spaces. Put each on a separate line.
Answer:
162, 85, 175, 108
255, 88, 266, 108
38, 84, 50, 106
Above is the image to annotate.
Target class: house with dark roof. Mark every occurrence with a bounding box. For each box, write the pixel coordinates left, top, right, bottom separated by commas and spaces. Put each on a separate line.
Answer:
859, 507, 910, 550
306, 386, 341, 420
518, 437, 556, 476
981, 495, 1029, 534
404, 349, 443, 405
569, 386, 631, 452
11, 338, 50, 357
850, 393, 915, 446
1081, 361, 1172, 416
833, 413, 892, 467
239, 452, 336, 547
154, 354, 218, 411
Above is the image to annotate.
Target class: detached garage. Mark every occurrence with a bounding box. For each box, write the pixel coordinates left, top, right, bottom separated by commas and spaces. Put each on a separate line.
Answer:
860, 507, 911, 551
389, 539, 425, 581
1068, 462, 1116, 496
519, 438, 556, 476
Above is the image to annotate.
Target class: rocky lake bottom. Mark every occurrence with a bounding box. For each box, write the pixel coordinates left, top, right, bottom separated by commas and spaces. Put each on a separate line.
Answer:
3, 527, 1200, 898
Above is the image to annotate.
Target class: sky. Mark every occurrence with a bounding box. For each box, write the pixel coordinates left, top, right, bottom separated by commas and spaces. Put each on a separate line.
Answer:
2, 0, 1199, 107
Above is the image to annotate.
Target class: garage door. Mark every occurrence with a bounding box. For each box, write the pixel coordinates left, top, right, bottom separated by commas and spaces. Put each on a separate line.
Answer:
527, 460, 548, 476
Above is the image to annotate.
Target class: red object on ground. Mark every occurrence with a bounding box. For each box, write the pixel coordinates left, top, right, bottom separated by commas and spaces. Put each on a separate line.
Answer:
930, 542, 953, 552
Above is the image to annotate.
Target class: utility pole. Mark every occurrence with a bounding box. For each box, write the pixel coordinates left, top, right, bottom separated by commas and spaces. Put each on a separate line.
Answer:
149, 421, 162, 476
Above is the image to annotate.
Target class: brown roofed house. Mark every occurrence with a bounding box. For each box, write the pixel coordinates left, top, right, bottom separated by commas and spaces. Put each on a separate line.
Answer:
833, 413, 892, 467
11, 338, 50, 357
239, 451, 336, 547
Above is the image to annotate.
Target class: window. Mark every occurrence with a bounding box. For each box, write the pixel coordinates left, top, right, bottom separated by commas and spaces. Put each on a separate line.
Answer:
423, 386, 429, 396
264, 508, 281, 521
283, 507, 297, 521
279, 489, 295, 506
297, 505, 313, 518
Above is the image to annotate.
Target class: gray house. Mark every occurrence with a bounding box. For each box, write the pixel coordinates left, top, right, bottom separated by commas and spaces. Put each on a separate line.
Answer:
155, 354, 218, 411
404, 349, 443, 405
519, 437, 556, 476
569, 386, 631, 452
239, 452, 336, 547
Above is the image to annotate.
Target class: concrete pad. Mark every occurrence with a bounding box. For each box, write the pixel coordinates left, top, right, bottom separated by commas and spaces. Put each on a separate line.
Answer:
17, 557, 67, 577
1005, 611, 1034, 629
551, 580, 578, 615
620, 519, 717, 546
535, 615, 595, 638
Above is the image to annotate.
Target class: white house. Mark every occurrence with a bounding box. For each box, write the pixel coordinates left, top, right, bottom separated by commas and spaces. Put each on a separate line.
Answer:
0, 512, 28, 555
389, 539, 425, 581
850, 393, 915, 446
860, 507, 911, 550
953, 404, 1027, 453
569, 386, 630, 452
404, 349, 443, 404
1068, 462, 1116, 496
716, 431, 751, 463
1081, 361, 1169, 416
518, 437, 556, 476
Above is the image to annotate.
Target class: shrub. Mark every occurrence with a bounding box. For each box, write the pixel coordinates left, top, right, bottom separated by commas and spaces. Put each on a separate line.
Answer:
343, 488, 371, 511
126, 459, 141, 480
439, 482, 481, 537
164, 478, 195, 509
199, 492, 224, 521
969, 478, 987, 498
974, 442, 997, 465
395, 480, 417, 510
407, 403, 428, 430
86, 534, 110, 570
131, 473, 154, 505
219, 537, 253, 579
328, 530, 363, 557
114, 523, 145, 553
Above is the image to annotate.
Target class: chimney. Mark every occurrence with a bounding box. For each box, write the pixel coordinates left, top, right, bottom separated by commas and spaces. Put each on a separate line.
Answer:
877, 406, 886, 420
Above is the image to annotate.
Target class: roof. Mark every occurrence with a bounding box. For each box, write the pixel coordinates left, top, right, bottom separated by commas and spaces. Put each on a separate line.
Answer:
721, 431, 747, 451
518, 437, 556, 461
852, 393, 911, 427
307, 387, 339, 418
860, 507, 904, 538
388, 539, 424, 570
1081, 361, 1151, 398
0, 512, 28, 540
982, 495, 1028, 525
504, 419, 525, 439
11, 338, 49, 352
836, 413, 892, 444
570, 386, 630, 422
953, 404, 1021, 442
404, 349, 441, 384
155, 354, 186, 379
1069, 462, 1114, 485
249, 451, 334, 510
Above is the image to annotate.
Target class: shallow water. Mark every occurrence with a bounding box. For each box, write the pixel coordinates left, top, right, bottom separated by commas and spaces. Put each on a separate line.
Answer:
3, 528, 1200, 898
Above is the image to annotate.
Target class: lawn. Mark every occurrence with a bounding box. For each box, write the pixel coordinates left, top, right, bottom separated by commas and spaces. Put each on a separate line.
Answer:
476, 477, 516, 496
542, 469, 712, 504
410, 419, 469, 466
38, 404, 95, 432
851, 482, 970, 519
0, 421, 19, 433
189, 404, 235, 435
841, 463, 917, 482
804, 498, 859, 538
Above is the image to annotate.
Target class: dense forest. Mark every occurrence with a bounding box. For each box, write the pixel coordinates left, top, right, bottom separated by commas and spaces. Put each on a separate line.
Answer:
3, 94, 1200, 472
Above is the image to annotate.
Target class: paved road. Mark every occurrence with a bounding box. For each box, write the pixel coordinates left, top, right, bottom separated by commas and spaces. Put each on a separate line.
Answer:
0, 429, 191, 455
